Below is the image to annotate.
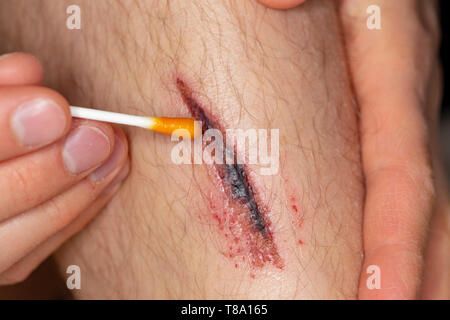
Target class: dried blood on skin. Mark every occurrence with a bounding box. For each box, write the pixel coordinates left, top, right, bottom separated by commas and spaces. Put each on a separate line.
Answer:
176, 78, 283, 269
280, 174, 306, 247
282, 176, 304, 229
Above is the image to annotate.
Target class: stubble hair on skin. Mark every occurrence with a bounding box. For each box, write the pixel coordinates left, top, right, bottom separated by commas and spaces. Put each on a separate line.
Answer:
0, 0, 364, 299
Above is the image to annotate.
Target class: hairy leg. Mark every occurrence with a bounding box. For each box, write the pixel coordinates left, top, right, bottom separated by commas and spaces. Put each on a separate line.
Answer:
0, 0, 363, 298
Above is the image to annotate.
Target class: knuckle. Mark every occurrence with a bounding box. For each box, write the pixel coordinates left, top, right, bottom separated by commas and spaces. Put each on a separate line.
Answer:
406, 160, 436, 208
8, 166, 38, 205
370, 160, 436, 210
45, 197, 73, 230
401, 162, 435, 205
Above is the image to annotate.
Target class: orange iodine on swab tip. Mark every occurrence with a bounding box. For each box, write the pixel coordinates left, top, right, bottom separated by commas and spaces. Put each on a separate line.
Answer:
69, 106, 200, 139
148, 117, 201, 139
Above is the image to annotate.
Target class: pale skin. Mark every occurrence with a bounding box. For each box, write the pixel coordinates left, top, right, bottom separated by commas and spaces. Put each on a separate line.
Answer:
0, 0, 447, 299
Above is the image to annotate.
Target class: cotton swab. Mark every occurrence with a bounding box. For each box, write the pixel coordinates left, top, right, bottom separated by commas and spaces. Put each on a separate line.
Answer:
70, 106, 199, 139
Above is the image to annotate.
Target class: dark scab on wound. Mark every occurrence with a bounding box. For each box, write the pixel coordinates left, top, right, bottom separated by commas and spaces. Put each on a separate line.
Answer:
176, 78, 268, 236
224, 163, 267, 235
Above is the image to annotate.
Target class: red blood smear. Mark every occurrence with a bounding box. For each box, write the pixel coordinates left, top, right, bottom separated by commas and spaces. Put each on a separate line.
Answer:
176, 78, 283, 270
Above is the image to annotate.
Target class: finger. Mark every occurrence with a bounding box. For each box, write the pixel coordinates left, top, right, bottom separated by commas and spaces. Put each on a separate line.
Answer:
0, 118, 116, 222
0, 86, 72, 160
257, 0, 307, 9
0, 129, 128, 276
0, 53, 44, 86
339, 0, 439, 299
0, 162, 129, 285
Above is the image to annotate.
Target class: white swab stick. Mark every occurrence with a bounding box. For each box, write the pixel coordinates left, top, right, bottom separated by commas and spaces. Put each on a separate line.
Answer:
70, 106, 153, 129
69, 106, 199, 139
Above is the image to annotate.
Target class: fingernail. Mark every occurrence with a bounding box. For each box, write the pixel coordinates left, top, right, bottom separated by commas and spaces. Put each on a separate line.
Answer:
89, 133, 126, 182
11, 98, 67, 147
102, 162, 130, 194
62, 126, 111, 175
0, 52, 15, 61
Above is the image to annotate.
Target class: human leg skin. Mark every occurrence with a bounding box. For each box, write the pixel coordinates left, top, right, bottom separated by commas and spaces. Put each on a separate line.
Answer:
0, 0, 364, 299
